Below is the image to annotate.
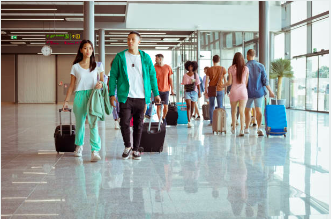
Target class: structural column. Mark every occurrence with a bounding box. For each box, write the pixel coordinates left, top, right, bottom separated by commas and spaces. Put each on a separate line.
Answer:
197, 31, 201, 74
98, 29, 105, 71
259, 1, 270, 76
84, 1, 95, 45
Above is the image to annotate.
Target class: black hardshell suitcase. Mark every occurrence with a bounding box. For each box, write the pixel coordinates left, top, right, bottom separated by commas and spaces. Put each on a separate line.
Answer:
166, 94, 178, 126
54, 108, 76, 153
140, 102, 166, 153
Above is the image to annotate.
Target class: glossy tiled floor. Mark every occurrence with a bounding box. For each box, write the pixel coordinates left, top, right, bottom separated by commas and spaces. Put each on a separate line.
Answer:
1, 103, 329, 219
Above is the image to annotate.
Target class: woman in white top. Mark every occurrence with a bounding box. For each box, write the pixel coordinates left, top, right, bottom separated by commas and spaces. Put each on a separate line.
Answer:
63, 39, 103, 162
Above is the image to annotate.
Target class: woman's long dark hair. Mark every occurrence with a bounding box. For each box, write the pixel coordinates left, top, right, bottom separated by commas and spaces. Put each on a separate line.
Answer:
73, 39, 96, 72
232, 52, 245, 83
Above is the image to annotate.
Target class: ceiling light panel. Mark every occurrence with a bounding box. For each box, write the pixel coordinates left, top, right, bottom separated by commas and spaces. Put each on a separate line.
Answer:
155, 47, 169, 49
2, 19, 64, 21
1, 9, 57, 11
11, 32, 68, 34
22, 38, 46, 40
10, 42, 26, 44
65, 18, 84, 22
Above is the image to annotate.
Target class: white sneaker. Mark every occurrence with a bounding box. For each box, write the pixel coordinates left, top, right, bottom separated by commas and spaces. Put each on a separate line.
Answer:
231, 128, 236, 135
188, 122, 194, 128
257, 129, 264, 136
244, 128, 250, 134
239, 130, 245, 136
115, 120, 120, 129
74, 146, 83, 157
91, 151, 101, 162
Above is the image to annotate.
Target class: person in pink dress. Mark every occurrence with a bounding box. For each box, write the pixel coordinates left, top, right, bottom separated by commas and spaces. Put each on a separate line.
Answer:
221, 52, 249, 136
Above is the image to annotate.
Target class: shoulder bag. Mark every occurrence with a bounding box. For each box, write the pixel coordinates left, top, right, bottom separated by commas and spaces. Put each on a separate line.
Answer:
208, 67, 223, 97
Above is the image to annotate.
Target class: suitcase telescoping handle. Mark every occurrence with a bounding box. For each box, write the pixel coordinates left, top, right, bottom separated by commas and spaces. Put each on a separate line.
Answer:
59, 108, 73, 136
265, 95, 278, 106
170, 93, 176, 104
148, 101, 164, 133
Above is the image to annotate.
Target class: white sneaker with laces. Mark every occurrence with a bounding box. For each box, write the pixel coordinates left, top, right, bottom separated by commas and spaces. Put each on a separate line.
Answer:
91, 151, 101, 162
257, 129, 264, 136
74, 146, 83, 157
244, 128, 250, 134
115, 120, 120, 129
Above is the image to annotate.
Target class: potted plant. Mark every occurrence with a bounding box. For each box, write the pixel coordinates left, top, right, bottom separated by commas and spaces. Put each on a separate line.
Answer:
269, 58, 294, 105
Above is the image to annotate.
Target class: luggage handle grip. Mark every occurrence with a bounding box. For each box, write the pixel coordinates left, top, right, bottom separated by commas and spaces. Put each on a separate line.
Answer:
148, 102, 164, 132
59, 108, 72, 112
152, 101, 165, 106
59, 108, 73, 136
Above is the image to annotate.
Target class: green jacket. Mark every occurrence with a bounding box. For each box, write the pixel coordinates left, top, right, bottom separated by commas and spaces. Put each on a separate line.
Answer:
88, 81, 112, 128
109, 49, 159, 104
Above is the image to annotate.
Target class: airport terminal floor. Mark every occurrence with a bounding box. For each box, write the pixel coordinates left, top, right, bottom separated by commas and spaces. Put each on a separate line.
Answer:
1, 103, 329, 219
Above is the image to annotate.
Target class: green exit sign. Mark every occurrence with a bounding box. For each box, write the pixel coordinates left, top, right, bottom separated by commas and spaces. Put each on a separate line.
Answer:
11, 36, 17, 39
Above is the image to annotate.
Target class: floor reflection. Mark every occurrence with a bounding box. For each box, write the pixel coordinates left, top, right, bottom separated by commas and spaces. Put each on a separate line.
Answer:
1, 104, 329, 218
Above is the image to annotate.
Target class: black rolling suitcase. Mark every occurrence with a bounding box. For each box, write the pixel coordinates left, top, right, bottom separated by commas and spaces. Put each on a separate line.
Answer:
54, 108, 76, 153
140, 102, 166, 153
166, 94, 178, 126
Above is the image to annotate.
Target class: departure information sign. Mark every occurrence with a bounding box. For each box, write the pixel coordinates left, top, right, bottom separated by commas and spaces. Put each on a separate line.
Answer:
46, 33, 81, 40
45, 33, 81, 45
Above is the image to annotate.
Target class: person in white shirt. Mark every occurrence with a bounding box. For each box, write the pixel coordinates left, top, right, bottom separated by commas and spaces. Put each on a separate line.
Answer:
109, 31, 161, 160
63, 39, 103, 162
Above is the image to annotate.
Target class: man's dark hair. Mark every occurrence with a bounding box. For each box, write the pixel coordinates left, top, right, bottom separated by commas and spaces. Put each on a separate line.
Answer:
213, 55, 220, 63
204, 66, 209, 70
129, 31, 141, 38
155, 54, 164, 58
184, 61, 198, 72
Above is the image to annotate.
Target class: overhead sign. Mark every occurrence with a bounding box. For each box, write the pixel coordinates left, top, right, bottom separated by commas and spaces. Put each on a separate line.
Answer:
46, 33, 80, 40
11, 36, 17, 39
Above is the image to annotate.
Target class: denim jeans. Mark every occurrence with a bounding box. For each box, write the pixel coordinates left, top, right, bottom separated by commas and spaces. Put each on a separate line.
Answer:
209, 90, 225, 123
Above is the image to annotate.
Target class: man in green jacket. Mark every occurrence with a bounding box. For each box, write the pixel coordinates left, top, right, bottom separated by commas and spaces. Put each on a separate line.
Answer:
109, 31, 161, 160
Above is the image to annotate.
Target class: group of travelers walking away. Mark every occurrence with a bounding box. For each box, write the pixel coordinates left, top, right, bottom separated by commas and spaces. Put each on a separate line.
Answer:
62, 30, 275, 162
201, 50, 274, 137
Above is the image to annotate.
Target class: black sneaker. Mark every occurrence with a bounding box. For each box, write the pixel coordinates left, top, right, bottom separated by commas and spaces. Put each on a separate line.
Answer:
122, 147, 132, 159
132, 151, 141, 160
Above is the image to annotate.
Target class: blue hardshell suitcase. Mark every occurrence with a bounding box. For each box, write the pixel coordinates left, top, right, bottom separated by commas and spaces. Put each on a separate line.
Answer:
177, 102, 188, 124
264, 97, 287, 137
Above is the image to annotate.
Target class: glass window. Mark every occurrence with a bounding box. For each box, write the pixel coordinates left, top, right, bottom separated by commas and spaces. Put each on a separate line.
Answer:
290, 58, 306, 109
306, 56, 319, 110
312, 1, 329, 16
225, 33, 233, 48
245, 32, 254, 41
291, 1, 307, 24
291, 26, 307, 57
312, 18, 329, 52
318, 54, 329, 112
235, 32, 242, 46
274, 33, 285, 59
